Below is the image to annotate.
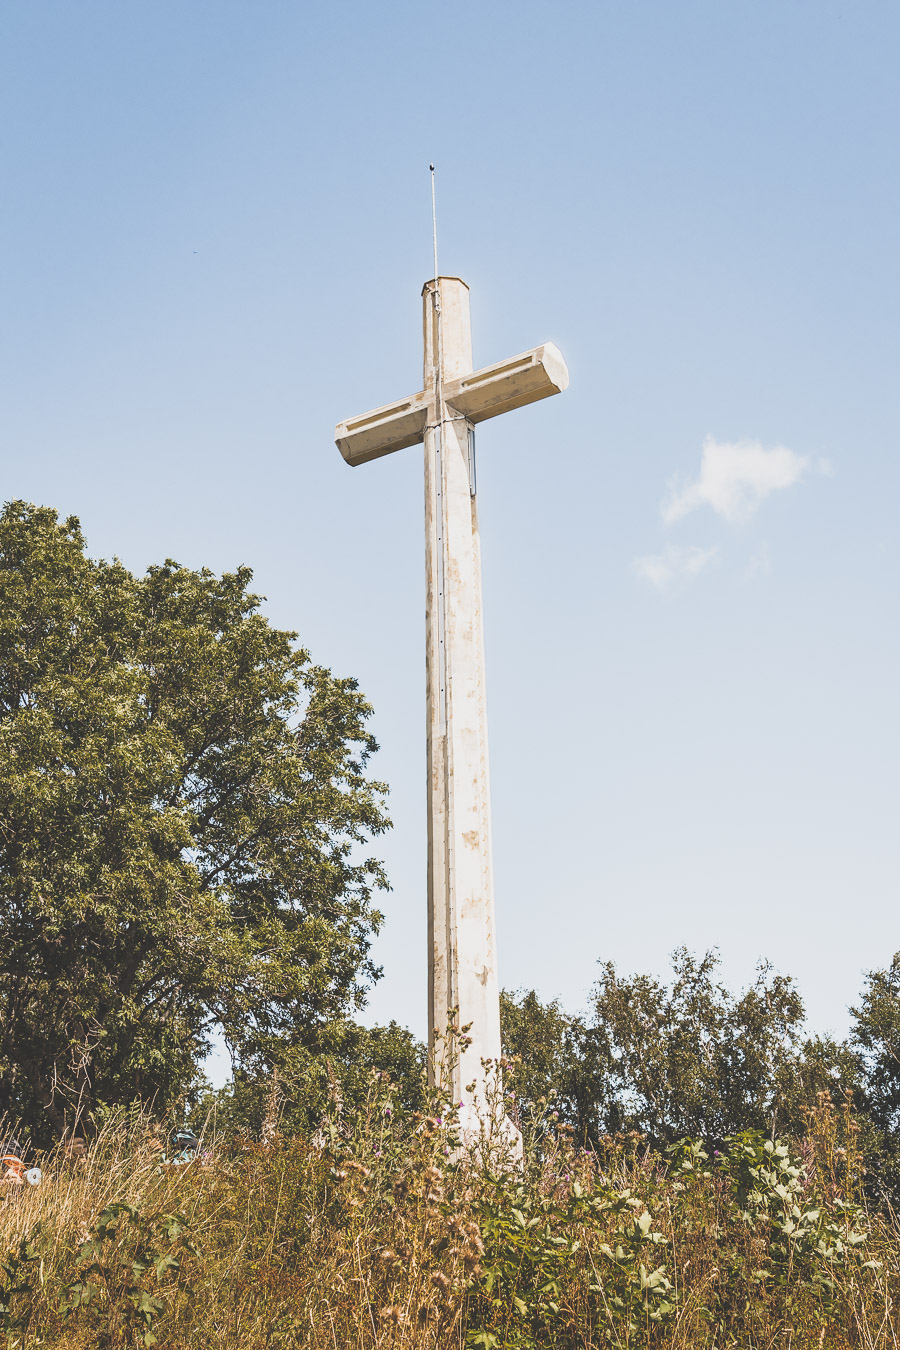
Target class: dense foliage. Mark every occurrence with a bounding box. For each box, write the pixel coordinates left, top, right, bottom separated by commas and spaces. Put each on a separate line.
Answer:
0, 502, 390, 1140
501, 949, 900, 1199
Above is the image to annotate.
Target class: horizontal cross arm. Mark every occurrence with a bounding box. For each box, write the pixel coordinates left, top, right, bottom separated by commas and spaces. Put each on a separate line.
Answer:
442, 342, 568, 424
335, 390, 428, 466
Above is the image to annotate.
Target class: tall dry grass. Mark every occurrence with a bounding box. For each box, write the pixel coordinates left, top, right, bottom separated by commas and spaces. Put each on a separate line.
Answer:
0, 1087, 899, 1348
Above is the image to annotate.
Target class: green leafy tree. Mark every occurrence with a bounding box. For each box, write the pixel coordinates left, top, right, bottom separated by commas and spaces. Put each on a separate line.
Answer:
849, 953, 900, 1196
0, 502, 390, 1140
852, 955, 900, 1133
503, 950, 829, 1149
586, 949, 809, 1144
204, 1018, 428, 1137
499, 990, 598, 1141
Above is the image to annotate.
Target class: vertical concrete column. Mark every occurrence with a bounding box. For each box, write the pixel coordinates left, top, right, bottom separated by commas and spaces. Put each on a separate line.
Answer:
423, 278, 502, 1120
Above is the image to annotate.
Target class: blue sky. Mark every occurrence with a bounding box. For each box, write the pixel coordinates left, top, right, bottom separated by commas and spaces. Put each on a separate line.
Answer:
1, 1, 897, 1078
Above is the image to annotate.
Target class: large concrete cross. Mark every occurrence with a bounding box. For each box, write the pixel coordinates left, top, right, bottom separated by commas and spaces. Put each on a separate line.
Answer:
335, 277, 568, 1134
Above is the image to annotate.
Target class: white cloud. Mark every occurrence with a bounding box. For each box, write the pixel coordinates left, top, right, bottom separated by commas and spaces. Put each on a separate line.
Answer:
633, 544, 718, 591
662, 436, 809, 525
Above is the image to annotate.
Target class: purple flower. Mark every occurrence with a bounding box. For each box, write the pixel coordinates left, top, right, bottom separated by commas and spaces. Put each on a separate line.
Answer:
383, 1106, 392, 1116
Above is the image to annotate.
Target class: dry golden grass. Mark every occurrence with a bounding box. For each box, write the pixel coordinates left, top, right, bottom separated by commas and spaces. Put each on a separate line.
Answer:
0, 1090, 899, 1348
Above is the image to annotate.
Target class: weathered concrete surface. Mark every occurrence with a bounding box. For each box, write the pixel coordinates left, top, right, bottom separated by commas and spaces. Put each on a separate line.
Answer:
335, 277, 568, 1137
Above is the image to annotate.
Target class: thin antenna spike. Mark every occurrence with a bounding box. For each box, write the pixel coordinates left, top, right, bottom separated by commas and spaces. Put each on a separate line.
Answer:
430, 163, 439, 283
429, 163, 444, 419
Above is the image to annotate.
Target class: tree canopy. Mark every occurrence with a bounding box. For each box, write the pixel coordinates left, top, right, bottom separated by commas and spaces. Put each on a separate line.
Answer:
503, 949, 858, 1150
0, 502, 390, 1139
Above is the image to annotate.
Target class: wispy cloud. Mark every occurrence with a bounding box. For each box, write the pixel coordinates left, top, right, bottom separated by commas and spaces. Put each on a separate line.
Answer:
633, 544, 718, 591
662, 437, 809, 525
